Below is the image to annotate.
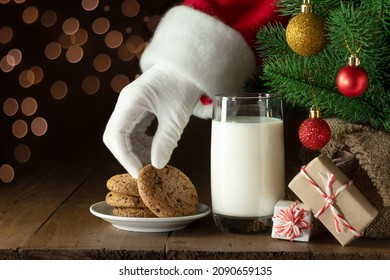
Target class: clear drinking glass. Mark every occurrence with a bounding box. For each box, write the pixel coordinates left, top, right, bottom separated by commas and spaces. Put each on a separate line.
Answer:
211, 93, 285, 234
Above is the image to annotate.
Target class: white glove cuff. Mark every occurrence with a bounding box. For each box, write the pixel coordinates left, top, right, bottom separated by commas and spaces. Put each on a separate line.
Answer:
140, 6, 256, 97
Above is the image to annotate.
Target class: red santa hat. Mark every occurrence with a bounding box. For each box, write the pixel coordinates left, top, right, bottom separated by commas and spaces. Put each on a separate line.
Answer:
140, 0, 282, 118
183, 0, 281, 51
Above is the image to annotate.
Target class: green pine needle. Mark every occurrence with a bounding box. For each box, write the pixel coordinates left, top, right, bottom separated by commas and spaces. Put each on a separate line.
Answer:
255, 0, 390, 131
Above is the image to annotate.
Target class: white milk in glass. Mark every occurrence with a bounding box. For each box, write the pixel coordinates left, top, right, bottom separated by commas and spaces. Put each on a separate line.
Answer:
211, 116, 285, 218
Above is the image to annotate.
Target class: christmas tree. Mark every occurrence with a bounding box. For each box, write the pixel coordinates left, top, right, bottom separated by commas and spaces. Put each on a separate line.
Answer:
253, 0, 390, 131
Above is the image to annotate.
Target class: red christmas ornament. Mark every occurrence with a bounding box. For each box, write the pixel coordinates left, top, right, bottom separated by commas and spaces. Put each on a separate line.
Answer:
336, 54, 369, 98
298, 106, 331, 150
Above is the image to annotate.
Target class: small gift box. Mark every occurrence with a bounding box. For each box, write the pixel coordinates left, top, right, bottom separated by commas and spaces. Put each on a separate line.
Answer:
271, 200, 313, 242
288, 155, 378, 246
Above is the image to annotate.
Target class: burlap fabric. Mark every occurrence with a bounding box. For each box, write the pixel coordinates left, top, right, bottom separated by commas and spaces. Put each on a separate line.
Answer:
300, 118, 390, 239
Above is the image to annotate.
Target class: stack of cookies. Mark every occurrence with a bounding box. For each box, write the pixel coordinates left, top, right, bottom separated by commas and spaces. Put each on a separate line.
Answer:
105, 164, 199, 218
106, 173, 156, 217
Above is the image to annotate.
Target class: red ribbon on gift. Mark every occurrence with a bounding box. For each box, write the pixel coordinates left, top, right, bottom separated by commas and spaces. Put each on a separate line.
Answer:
300, 167, 363, 237
272, 201, 312, 240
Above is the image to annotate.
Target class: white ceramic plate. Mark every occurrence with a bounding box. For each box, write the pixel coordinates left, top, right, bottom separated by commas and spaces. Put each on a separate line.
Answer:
90, 201, 211, 232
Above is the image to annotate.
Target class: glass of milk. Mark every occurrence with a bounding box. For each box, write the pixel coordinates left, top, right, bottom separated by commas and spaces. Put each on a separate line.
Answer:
211, 93, 285, 234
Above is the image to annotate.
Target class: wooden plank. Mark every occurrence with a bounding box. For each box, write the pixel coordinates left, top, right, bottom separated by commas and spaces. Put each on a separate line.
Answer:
20, 204, 168, 259
166, 215, 310, 260
0, 157, 100, 259
167, 216, 390, 260
0, 163, 58, 259
307, 230, 390, 259
20, 159, 168, 259
5, 155, 389, 260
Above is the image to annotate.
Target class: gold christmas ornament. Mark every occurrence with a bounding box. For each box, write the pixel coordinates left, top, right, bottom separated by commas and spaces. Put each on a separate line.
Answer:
285, 0, 327, 56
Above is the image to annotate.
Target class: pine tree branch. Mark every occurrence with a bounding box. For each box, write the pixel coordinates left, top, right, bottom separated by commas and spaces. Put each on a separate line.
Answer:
255, 0, 390, 131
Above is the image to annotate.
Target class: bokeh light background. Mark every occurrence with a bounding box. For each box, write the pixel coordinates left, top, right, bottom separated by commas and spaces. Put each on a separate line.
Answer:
0, 0, 180, 183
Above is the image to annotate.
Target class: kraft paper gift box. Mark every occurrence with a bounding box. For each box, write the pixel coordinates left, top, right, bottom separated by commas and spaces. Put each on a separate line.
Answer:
271, 200, 313, 242
288, 155, 378, 246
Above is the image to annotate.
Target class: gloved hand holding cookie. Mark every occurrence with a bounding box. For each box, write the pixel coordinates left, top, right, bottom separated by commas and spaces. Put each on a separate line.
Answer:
103, 0, 281, 179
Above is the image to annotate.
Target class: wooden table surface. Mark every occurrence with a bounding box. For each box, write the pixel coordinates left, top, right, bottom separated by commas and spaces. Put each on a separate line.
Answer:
1, 152, 389, 260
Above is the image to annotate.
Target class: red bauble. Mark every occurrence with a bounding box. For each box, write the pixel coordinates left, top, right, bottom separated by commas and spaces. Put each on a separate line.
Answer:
299, 117, 331, 150
336, 65, 369, 98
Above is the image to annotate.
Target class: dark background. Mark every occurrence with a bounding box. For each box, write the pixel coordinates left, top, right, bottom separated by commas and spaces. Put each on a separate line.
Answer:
0, 0, 302, 183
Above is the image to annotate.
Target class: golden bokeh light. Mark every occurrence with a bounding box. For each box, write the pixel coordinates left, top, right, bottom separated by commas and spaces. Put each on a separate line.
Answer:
92, 17, 110, 35
0, 0, 168, 182
58, 33, 73, 49
126, 35, 144, 53
117, 43, 135, 61
82, 75, 100, 95
1, 56, 14, 72
6, 48, 22, 66
66, 45, 84, 63
74, 28, 88, 46
62, 17, 80, 35
105, 30, 123, 49
22, 6, 39, 24
31, 117, 48, 136
145, 15, 161, 32
3, 98, 18, 116
0, 164, 15, 183
50, 81, 68, 100
30, 65, 43, 85
15, 144, 31, 163
19, 69, 35, 88
93, 53, 111, 72
40, 10, 57, 27
121, 0, 140, 18
0, 26, 13, 44
21, 97, 38, 116
82, 0, 99, 11
45, 42, 62, 60
5, 54, 15, 67
136, 46, 146, 59
111, 74, 130, 93
12, 119, 28, 138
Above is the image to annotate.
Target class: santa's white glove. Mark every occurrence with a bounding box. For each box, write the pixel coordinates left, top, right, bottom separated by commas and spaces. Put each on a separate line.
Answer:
103, 5, 259, 178
103, 64, 201, 178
